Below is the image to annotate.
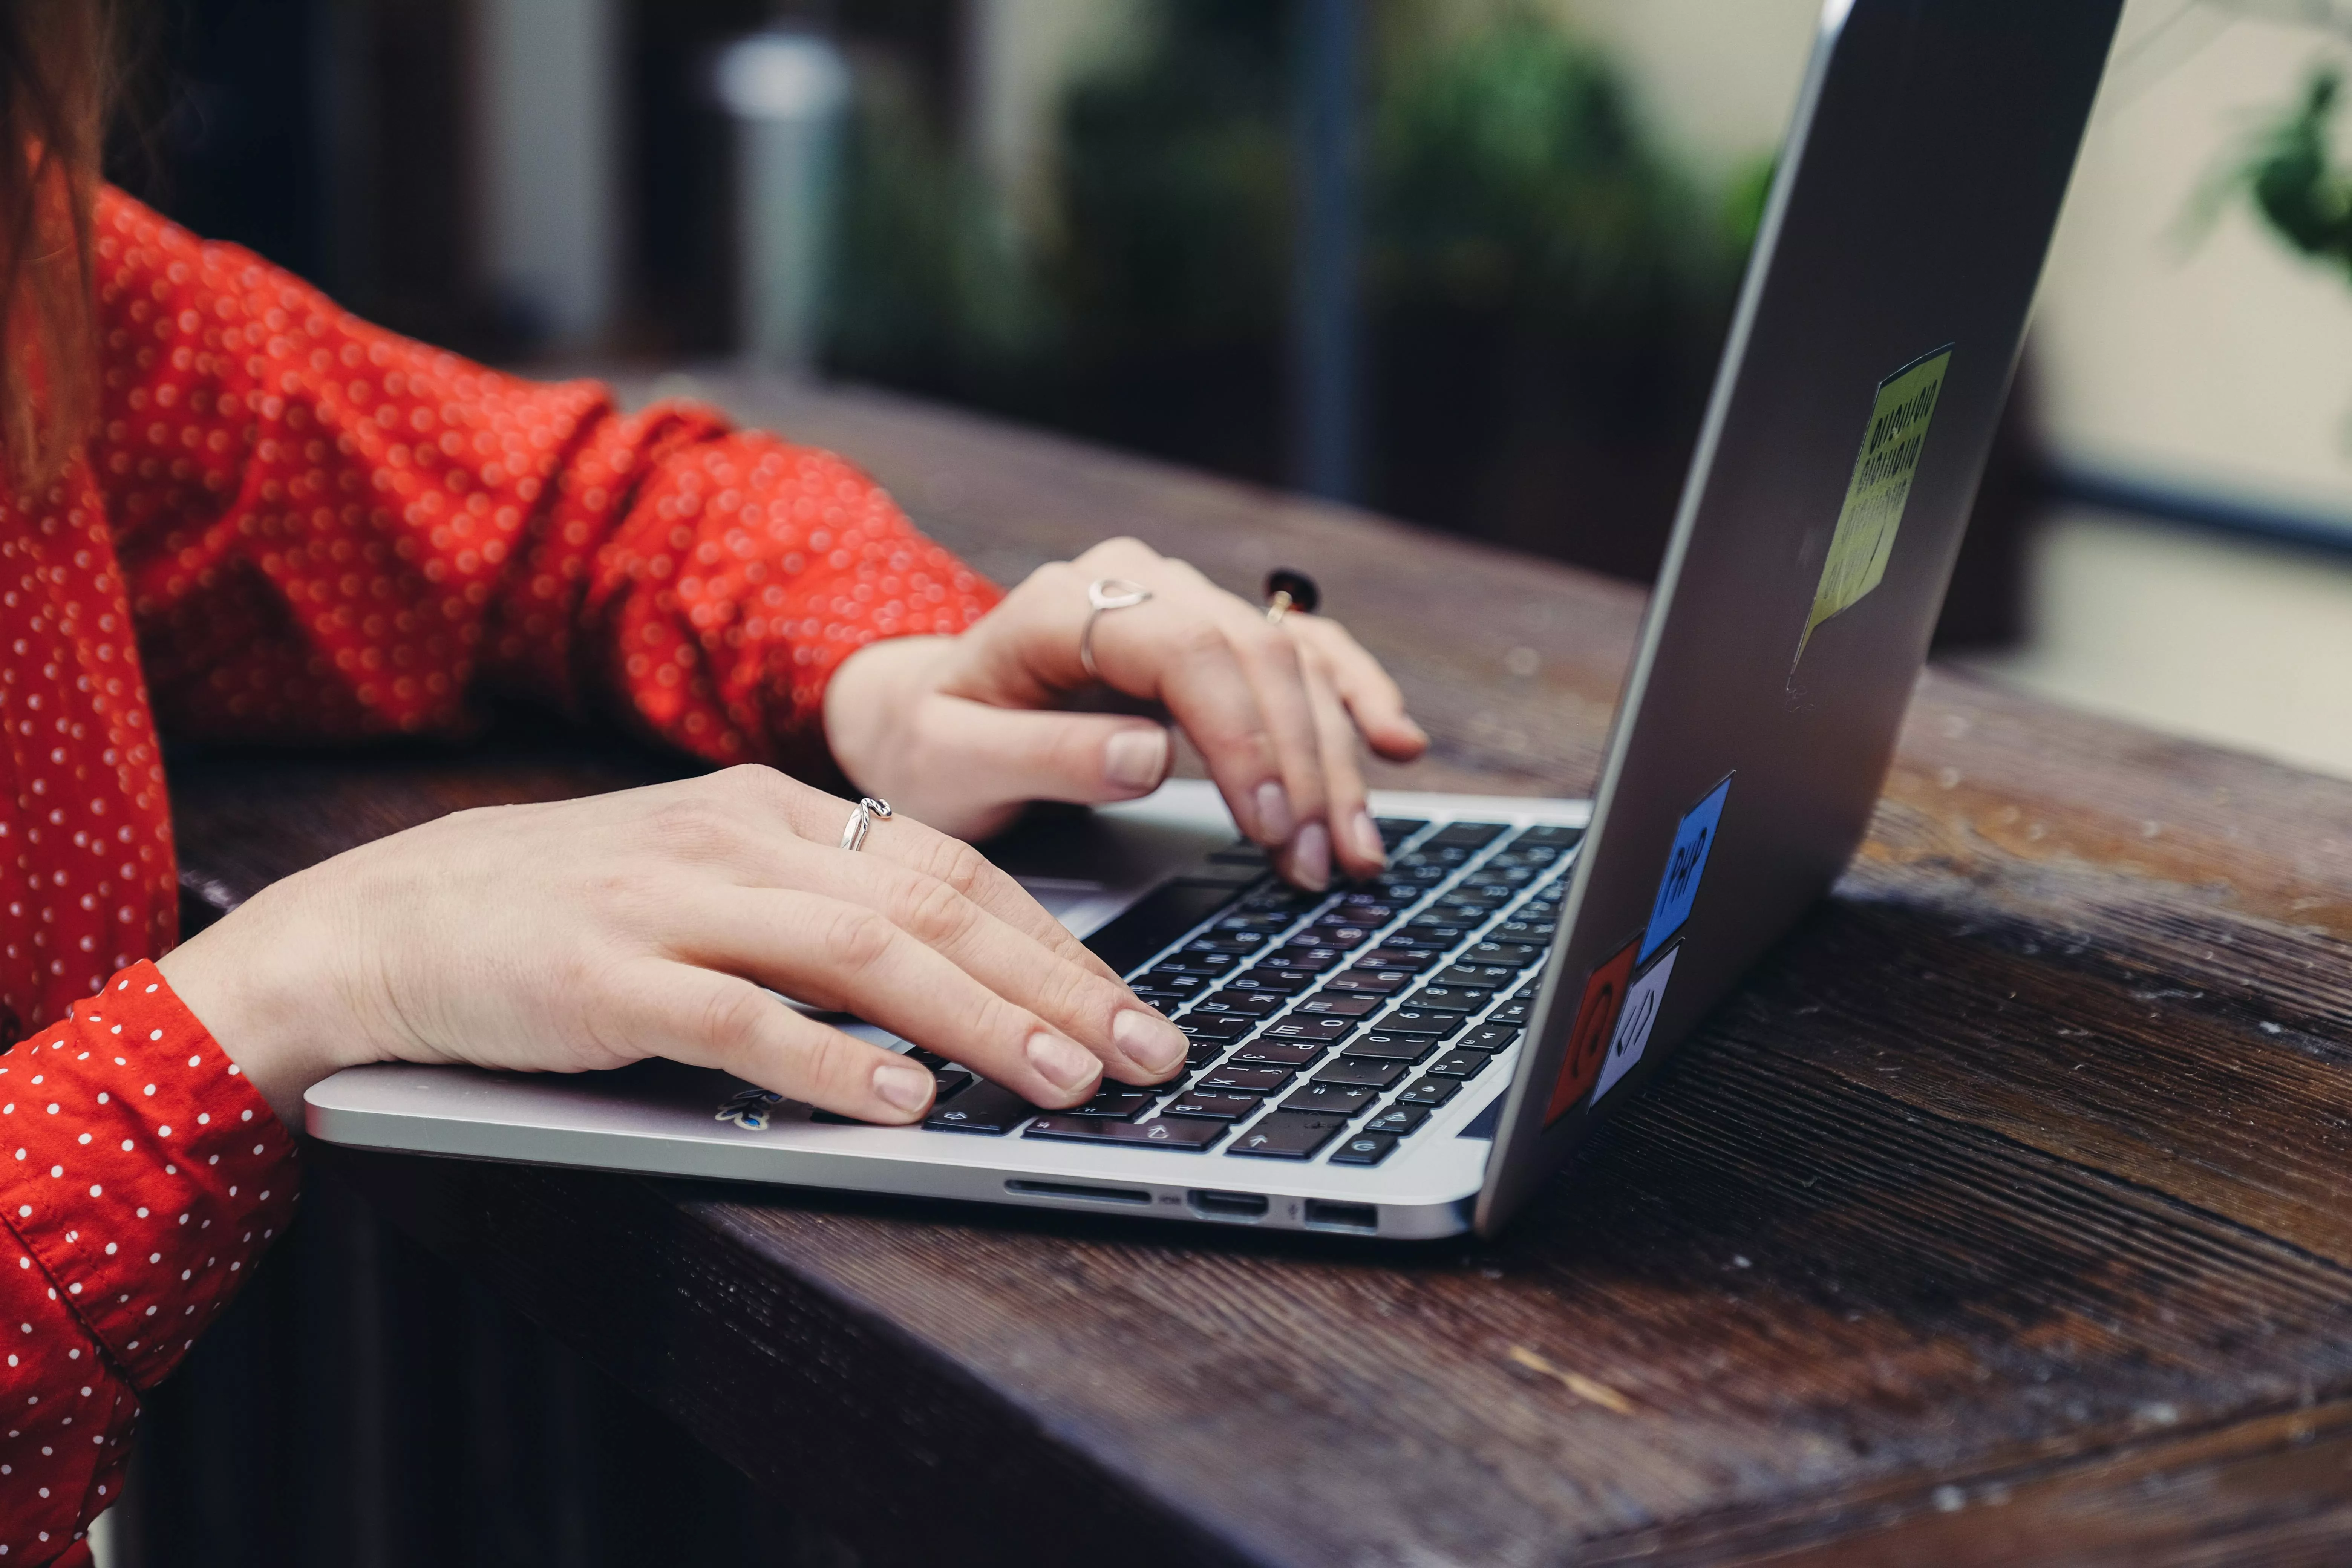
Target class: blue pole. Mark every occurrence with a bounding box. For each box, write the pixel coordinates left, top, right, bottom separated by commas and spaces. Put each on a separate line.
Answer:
1292, 0, 1361, 503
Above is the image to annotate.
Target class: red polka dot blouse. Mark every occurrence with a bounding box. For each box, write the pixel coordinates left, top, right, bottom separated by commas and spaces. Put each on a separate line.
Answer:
0, 188, 1001, 1562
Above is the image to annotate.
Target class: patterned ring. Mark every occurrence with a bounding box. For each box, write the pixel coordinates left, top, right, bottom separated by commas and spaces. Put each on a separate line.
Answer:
838, 796, 894, 853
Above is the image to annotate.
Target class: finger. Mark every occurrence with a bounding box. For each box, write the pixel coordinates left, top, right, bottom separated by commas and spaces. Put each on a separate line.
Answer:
732, 841, 1188, 1084
906, 696, 1173, 811
1199, 590, 1338, 888
620, 958, 938, 1123
1099, 600, 1293, 845
1304, 658, 1385, 879
688, 886, 1108, 1107
1290, 616, 1429, 760
702, 764, 1126, 985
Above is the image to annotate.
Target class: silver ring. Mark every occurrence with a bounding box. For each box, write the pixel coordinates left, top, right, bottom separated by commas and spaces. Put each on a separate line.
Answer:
838, 796, 893, 852
1079, 577, 1152, 681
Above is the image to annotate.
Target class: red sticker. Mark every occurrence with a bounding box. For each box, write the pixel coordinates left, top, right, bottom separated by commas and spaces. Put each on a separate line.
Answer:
1545, 937, 1638, 1124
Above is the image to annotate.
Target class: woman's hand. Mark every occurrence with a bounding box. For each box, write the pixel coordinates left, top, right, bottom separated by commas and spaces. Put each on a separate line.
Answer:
824, 538, 1429, 889
156, 766, 1189, 1128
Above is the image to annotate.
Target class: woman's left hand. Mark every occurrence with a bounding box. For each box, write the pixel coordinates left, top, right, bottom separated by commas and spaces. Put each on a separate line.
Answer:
823, 538, 1429, 888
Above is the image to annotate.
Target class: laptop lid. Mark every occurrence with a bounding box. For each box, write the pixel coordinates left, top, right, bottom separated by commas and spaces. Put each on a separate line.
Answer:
1474, 0, 2124, 1236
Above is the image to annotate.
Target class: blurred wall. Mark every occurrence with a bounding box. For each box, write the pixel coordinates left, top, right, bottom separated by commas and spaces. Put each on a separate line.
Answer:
2036, 0, 2352, 528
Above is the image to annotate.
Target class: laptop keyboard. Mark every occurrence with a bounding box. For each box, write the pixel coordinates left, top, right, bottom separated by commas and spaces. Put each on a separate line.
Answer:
906, 817, 1582, 1167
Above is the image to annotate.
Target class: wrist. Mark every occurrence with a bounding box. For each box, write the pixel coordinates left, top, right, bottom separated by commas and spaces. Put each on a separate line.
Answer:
156, 879, 380, 1127
824, 635, 951, 793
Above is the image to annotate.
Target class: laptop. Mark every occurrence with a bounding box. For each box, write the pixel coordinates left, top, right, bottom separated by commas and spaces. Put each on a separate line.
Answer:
305, 0, 2124, 1240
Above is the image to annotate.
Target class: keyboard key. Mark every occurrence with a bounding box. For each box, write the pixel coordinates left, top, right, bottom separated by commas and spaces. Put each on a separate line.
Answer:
1335, 888, 1402, 912
1436, 963, 1521, 989
1183, 939, 1263, 963
1407, 985, 1494, 1015
1328, 1132, 1399, 1166
1458, 1024, 1522, 1053
1269, 943, 1347, 972
1513, 825, 1586, 848
1488, 1000, 1533, 1027
1279, 1082, 1380, 1116
1326, 968, 1412, 995
1195, 991, 1283, 1018
1382, 928, 1468, 953
1491, 919, 1556, 945
1176, 1014, 1253, 1043
1464, 942, 1544, 968
1294, 994, 1380, 1018
1137, 968, 1215, 997
1426, 1050, 1493, 1080
1228, 1110, 1349, 1159
934, 1070, 976, 1101
1454, 882, 1521, 904
1063, 1085, 1160, 1119
1198, 1065, 1294, 1094
923, 1080, 1038, 1134
1364, 1104, 1431, 1136
1429, 821, 1510, 847
1369, 879, 1435, 905
1353, 946, 1439, 972
1231, 1039, 1328, 1068
1026, 1115, 1227, 1151
1375, 816, 1429, 844
1314, 1057, 1409, 1089
1343, 1031, 1438, 1064
1262, 1015, 1360, 1045
1164, 1090, 1262, 1120
1398, 1076, 1462, 1107
1376, 1007, 1467, 1038
1157, 951, 1241, 976
1224, 968, 1318, 996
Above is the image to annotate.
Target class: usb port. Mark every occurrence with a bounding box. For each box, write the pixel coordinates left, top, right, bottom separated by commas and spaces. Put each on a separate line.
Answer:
1303, 1200, 1378, 1234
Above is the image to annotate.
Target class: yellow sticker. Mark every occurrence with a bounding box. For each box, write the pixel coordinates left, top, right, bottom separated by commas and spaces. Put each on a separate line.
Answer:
1797, 346, 1952, 662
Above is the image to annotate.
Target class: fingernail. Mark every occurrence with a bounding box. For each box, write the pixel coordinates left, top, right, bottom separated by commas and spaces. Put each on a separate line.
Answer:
1104, 727, 1169, 792
1254, 780, 1294, 843
1027, 1030, 1101, 1095
1288, 820, 1331, 890
1350, 808, 1386, 867
1113, 1008, 1187, 1076
873, 1061, 934, 1115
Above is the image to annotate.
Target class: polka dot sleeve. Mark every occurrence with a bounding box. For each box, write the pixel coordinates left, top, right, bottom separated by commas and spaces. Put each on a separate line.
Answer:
0, 961, 297, 1562
85, 186, 1001, 770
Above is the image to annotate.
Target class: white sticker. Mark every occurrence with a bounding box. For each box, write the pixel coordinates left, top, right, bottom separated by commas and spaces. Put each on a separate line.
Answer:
1595, 946, 1678, 1102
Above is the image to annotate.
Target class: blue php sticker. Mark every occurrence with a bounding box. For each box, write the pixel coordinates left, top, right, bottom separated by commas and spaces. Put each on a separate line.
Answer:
1642, 775, 1730, 962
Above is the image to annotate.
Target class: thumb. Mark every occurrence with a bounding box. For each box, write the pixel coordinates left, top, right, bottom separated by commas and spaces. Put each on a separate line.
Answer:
922, 697, 1173, 814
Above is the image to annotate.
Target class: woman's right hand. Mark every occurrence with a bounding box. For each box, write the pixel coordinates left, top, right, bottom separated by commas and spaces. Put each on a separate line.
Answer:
156, 766, 1190, 1129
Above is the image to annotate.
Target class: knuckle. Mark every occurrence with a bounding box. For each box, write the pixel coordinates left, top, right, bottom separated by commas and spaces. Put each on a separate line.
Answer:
897, 873, 977, 947
818, 905, 898, 975
1173, 618, 1230, 665
692, 984, 772, 1064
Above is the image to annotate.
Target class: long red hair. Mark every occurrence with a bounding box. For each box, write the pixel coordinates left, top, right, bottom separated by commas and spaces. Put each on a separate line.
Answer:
0, 0, 111, 492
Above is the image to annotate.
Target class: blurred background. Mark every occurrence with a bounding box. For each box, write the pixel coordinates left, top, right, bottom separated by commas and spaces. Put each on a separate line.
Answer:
91, 0, 2352, 1561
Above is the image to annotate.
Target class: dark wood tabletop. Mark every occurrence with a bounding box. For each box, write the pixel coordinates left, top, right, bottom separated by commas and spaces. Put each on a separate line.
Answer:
167, 374, 2352, 1568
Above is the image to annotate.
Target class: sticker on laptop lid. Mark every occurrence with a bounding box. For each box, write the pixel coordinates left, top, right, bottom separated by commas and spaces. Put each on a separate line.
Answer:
1642, 775, 1730, 963
1544, 935, 1638, 1124
1796, 345, 1953, 665
1595, 944, 1678, 1103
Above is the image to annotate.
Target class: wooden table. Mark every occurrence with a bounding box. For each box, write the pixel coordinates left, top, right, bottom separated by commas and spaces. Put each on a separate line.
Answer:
167, 375, 2352, 1567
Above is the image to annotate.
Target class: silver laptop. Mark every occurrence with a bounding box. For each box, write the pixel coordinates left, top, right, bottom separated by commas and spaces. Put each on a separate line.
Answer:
306, 0, 2123, 1240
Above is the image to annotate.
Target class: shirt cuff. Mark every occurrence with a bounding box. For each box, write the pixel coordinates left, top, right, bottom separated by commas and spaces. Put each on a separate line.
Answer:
0, 961, 300, 1388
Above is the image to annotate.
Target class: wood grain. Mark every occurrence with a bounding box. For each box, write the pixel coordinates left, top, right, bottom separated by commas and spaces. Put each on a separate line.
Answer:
175, 375, 2352, 1566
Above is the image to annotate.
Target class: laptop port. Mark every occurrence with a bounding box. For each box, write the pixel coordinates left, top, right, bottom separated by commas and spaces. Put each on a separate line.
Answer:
1186, 1189, 1269, 1220
1004, 1179, 1151, 1206
1303, 1200, 1379, 1234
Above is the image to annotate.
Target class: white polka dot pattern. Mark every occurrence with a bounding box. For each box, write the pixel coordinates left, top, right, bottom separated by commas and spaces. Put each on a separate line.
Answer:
0, 961, 296, 1561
